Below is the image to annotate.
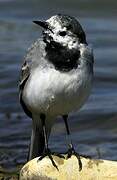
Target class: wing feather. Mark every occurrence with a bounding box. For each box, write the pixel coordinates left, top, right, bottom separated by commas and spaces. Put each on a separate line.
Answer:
19, 39, 45, 118
19, 59, 32, 118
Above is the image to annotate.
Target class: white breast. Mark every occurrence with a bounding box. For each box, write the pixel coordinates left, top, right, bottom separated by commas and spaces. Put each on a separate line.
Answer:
23, 63, 92, 116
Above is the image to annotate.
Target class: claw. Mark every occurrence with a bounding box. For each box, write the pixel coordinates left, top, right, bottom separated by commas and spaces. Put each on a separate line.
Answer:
52, 152, 65, 159
38, 149, 65, 171
66, 147, 82, 171
73, 151, 82, 171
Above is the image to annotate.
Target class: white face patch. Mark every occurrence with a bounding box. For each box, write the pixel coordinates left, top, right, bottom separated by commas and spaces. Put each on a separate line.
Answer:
46, 16, 79, 50
46, 16, 62, 30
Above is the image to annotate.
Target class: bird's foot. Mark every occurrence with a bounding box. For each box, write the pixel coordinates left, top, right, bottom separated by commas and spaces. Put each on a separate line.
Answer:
66, 146, 82, 171
51, 152, 65, 159
38, 148, 64, 170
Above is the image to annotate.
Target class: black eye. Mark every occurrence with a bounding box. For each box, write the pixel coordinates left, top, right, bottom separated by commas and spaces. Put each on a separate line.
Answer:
59, 31, 67, 36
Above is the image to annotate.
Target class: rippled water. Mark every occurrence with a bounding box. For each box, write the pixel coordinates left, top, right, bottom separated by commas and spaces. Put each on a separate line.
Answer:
0, 0, 117, 172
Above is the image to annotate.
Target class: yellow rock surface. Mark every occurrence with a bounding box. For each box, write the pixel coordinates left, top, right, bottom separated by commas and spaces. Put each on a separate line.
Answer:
20, 155, 117, 180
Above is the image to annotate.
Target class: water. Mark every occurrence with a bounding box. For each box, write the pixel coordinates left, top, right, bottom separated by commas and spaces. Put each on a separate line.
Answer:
0, 0, 117, 173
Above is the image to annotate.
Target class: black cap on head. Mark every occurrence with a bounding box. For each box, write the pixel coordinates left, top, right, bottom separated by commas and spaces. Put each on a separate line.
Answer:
56, 14, 87, 44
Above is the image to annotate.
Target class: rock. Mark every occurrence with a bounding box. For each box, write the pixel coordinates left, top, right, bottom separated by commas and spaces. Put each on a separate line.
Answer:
20, 155, 117, 180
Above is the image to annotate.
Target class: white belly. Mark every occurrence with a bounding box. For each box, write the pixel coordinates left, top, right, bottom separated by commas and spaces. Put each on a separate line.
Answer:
23, 66, 92, 116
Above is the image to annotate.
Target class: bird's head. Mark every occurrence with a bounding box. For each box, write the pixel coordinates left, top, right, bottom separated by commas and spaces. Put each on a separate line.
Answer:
33, 14, 87, 50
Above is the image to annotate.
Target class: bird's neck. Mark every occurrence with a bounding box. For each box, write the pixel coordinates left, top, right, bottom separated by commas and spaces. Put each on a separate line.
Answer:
44, 40, 80, 72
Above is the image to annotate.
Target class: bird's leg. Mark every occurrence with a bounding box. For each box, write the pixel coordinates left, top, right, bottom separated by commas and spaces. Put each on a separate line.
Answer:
63, 115, 82, 171
38, 113, 60, 170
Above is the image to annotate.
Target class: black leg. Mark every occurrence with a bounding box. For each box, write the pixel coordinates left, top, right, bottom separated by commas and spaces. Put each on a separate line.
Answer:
63, 115, 82, 171
38, 113, 64, 170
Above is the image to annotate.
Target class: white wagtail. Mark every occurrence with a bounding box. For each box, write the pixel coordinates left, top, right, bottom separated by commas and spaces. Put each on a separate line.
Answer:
19, 14, 94, 170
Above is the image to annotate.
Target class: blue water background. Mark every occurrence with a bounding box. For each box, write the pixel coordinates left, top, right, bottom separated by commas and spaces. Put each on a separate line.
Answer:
0, 0, 117, 169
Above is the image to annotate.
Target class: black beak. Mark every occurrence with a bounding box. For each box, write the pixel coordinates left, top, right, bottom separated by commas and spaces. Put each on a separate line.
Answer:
33, 21, 49, 29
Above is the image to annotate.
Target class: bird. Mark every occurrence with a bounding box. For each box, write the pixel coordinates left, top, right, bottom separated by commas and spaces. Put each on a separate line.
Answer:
19, 14, 94, 170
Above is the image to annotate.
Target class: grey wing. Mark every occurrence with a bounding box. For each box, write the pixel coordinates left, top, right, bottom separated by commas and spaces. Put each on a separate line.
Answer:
19, 59, 32, 118
19, 39, 45, 118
